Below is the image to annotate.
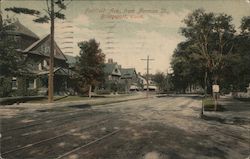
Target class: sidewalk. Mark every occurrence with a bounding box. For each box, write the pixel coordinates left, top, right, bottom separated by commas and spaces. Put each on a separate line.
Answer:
0, 92, 151, 118
203, 96, 250, 126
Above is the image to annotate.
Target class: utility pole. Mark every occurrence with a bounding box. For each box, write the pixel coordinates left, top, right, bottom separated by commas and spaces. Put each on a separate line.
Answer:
141, 55, 154, 98
48, 0, 55, 103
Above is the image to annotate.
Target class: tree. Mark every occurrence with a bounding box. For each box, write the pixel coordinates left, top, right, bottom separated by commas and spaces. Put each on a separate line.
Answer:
76, 39, 105, 98
177, 9, 235, 96
171, 40, 205, 93
153, 72, 166, 92
224, 16, 250, 91
5, 0, 70, 102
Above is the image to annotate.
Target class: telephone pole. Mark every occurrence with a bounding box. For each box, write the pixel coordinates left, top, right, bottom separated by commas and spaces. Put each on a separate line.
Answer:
48, 0, 55, 103
141, 55, 154, 98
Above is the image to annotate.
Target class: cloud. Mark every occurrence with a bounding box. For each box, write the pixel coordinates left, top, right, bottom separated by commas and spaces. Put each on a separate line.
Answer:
103, 30, 184, 73
149, 9, 190, 28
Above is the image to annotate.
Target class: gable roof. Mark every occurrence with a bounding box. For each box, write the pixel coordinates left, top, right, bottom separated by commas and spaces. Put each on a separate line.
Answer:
121, 68, 137, 78
104, 63, 121, 76
21, 34, 66, 60
6, 20, 39, 40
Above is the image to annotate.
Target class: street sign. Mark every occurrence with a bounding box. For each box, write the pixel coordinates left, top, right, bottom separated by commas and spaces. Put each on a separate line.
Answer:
212, 85, 220, 93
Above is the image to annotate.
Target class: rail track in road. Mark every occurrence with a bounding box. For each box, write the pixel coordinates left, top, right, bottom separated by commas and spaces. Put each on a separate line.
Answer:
2, 96, 201, 159
2, 106, 94, 132
55, 129, 121, 159
3, 108, 106, 132
2, 98, 149, 132
2, 116, 115, 157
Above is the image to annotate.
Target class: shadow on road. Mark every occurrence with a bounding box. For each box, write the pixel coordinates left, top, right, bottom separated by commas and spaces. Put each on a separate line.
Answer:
68, 104, 91, 109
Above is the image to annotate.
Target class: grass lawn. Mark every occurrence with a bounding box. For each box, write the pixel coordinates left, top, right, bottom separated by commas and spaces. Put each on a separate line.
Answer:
203, 97, 223, 111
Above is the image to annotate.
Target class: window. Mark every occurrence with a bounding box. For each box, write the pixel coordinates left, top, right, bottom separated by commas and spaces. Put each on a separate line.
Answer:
14, 35, 20, 42
108, 75, 112, 80
43, 60, 48, 67
28, 79, 37, 89
44, 46, 49, 54
38, 63, 42, 70
12, 77, 18, 90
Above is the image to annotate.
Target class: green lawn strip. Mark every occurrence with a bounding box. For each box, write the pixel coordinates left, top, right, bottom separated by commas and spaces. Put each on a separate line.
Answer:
202, 97, 223, 111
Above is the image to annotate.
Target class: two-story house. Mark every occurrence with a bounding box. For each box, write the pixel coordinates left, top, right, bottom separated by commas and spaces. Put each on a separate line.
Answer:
6, 20, 72, 96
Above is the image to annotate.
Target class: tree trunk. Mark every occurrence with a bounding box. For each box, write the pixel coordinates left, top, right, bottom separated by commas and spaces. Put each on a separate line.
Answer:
204, 71, 207, 97
89, 85, 92, 98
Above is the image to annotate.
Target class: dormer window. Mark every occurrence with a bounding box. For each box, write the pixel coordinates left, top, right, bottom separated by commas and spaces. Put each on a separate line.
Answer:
114, 69, 118, 73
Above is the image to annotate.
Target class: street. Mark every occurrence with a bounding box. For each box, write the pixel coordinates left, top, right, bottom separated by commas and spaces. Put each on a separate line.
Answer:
1, 95, 249, 159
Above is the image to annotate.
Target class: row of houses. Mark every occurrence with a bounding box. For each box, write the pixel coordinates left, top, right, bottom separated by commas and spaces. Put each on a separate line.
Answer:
102, 58, 158, 93
2, 20, 156, 97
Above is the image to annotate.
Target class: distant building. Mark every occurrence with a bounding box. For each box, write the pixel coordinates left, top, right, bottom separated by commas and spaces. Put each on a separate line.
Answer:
102, 59, 141, 93
104, 59, 122, 82
120, 68, 139, 91
137, 73, 158, 91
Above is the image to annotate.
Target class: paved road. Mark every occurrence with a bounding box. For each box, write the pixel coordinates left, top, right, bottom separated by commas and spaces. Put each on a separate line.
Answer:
1, 95, 249, 159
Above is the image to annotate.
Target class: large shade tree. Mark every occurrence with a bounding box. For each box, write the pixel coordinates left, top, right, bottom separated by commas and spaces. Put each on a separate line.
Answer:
172, 9, 236, 96
222, 16, 250, 91
76, 39, 105, 98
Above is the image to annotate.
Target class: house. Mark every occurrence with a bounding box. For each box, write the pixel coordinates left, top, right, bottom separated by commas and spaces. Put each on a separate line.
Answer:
5, 20, 73, 96
5, 20, 40, 50
102, 59, 141, 93
104, 59, 122, 82
138, 73, 158, 91
120, 68, 139, 91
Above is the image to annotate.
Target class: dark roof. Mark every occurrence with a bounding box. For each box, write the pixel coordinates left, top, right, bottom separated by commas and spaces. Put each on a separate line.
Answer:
6, 20, 39, 39
104, 63, 117, 74
104, 63, 121, 76
20, 34, 66, 60
121, 68, 136, 78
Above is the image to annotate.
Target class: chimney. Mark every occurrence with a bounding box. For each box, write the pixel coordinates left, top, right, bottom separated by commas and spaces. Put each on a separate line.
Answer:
108, 58, 113, 64
118, 65, 122, 69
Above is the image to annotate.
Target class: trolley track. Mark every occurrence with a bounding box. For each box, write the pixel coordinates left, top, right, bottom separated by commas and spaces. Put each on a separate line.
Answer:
1, 113, 113, 151
2, 116, 116, 157
55, 129, 121, 159
2, 98, 148, 132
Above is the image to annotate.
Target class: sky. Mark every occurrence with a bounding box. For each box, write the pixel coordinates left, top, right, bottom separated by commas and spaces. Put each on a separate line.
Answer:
2, 0, 250, 74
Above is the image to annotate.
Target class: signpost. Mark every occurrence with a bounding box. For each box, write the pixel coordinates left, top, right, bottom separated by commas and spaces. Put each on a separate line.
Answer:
212, 84, 219, 111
